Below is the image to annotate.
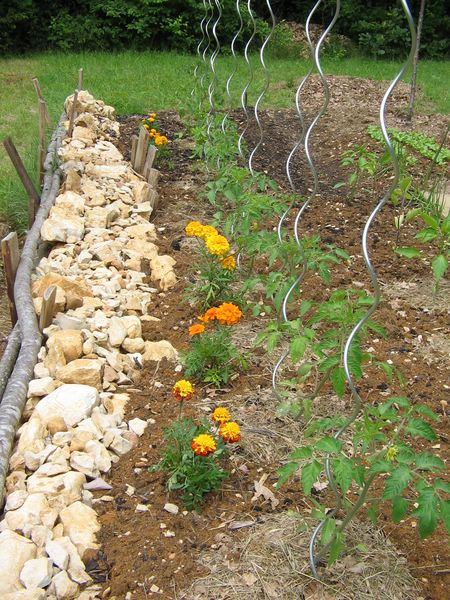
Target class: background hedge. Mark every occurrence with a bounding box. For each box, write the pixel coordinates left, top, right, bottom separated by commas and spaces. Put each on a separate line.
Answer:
0, 0, 448, 58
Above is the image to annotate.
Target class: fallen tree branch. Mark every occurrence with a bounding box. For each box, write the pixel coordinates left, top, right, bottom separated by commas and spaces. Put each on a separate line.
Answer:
0, 114, 66, 507
0, 324, 21, 402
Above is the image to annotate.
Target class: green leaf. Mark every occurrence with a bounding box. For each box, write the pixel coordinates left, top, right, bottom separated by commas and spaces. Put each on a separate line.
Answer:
328, 532, 345, 565
395, 246, 421, 258
289, 447, 313, 460
367, 504, 379, 524
420, 213, 439, 228
414, 405, 440, 422
347, 340, 363, 378
435, 479, 450, 494
382, 465, 412, 500
301, 460, 322, 496
415, 227, 438, 242
412, 487, 439, 538
440, 500, 450, 536
332, 457, 354, 494
405, 418, 437, 441
369, 459, 393, 475
320, 517, 336, 546
415, 453, 445, 471
315, 437, 342, 454
331, 367, 346, 397
276, 462, 299, 489
431, 254, 448, 282
290, 336, 309, 363
333, 181, 346, 189
392, 496, 409, 523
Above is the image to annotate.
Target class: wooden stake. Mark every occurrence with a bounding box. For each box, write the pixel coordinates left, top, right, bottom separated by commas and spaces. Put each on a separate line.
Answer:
134, 126, 148, 173
1, 232, 20, 325
68, 89, 79, 137
130, 135, 138, 165
38, 99, 46, 185
39, 285, 57, 332
147, 168, 160, 188
2, 137, 40, 228
142, 145, 157, 179
78, 68, 84, 90
31, 78, 51, 126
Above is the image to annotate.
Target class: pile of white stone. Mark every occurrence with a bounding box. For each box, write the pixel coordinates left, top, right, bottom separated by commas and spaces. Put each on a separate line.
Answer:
0, 91, 179, 599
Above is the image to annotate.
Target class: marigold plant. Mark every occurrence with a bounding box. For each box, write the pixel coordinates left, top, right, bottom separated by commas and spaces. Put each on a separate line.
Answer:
221, 255, 236, 271
212, 407, 231, 424
191, 433, 217, 456
172, 379, 194, 401
215, 302, 242, 325
150, 389, 241, 510
189, 323, 205, 337
219, 421, 241, 443
206, 234, 230, 257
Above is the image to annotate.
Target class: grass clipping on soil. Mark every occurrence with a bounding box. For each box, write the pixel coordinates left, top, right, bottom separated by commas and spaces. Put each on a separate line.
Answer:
185, 513, 418, 600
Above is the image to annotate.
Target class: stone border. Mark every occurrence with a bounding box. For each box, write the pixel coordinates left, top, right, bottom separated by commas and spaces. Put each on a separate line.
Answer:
0, 92, 178, 599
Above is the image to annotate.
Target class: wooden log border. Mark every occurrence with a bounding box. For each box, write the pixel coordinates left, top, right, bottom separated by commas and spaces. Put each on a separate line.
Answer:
0, 114, 66, 507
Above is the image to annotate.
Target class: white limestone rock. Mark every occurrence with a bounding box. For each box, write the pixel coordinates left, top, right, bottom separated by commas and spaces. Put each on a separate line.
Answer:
50, 569, 79, 599
57, 359, 103, 390
33, 384, 99, 427
59, 501, 100, 557
142, 340, 178, 363
20, 557, 53, 589
28, 377, 57, 397
107, 316, 127, 347
0, 530, 37, 593
128, 418, 147, 437
4, 493, 58, 534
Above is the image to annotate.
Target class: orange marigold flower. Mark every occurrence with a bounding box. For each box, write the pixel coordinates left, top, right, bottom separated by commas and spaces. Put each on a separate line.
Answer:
185, 221, 204, 237
149, 117, 155, 123
198, 224, 218, 241
198, 307, 218, 323
191, 433, 217, 456
221, 255, 236, 271
206, 234, 230, 256
212, 407, 231, 424
219, 421, 241, 443
172, 379, 194, 401
155, 134, 168, 146
215, 302, 242, 326
189, 323, 205, 336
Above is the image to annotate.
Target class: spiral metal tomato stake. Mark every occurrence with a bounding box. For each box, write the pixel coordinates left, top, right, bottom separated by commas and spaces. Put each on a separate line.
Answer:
200, 0, 214, 109
206, 0, 222, 145
309, 0, 416, 577
237, 0, 257, 159
272, 0, 338, 404
221, 0, 244, 136
248, 0, 276, 176
191, 0, 209, 103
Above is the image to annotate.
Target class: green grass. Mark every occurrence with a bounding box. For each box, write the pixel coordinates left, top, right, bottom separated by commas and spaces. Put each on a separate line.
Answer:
1, 51, 449, 230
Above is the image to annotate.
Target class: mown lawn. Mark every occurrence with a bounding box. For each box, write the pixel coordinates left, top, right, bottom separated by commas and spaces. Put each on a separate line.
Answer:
0, 51, 449, 230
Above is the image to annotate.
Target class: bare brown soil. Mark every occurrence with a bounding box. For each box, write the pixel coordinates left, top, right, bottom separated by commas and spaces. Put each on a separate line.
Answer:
96, 76, 449, 600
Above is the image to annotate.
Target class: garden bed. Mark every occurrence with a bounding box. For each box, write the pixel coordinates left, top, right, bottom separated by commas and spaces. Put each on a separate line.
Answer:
96, 78, 449, 600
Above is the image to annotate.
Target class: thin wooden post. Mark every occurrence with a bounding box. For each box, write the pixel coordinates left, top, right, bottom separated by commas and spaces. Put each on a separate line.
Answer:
68, 90, 79, 137
1, 232, 20, 325
147, 168, 160, 188
78, 68, 84, 90
39, 286, 57, 332
130, 135, 138, 166
38, 99, 46, 185
134, 126, 148, 173
31, 78, 51, 126
142, 145, 157, 179
2, 137, 40, 228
